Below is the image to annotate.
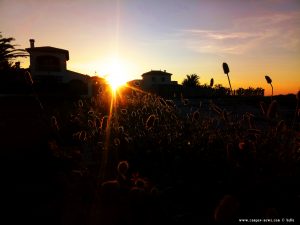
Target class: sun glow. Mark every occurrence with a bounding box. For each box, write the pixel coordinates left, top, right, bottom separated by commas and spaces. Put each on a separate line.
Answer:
103, 57, 130, 92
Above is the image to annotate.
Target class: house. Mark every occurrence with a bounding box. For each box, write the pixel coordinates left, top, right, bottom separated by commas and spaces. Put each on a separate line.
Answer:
128, 70, 179, 98
141, 70, 176, 89
26, 39, 91, 95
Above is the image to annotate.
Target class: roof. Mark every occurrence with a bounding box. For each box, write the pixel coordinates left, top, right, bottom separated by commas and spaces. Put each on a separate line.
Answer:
142, 70, 172, 77
67, 70, 89, 81
26, 46, 69, 60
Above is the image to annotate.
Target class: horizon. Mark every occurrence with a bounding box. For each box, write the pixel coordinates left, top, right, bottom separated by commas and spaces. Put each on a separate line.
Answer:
1, 0, 300, 95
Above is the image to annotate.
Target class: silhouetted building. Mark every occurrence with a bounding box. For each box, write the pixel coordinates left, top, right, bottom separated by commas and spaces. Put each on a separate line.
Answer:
141, 70, 175, 89
131, 70, 180, 98
26, 39, 91, 95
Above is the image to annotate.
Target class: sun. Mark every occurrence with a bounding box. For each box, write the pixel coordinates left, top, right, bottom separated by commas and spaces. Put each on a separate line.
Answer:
104, 58, 129, 92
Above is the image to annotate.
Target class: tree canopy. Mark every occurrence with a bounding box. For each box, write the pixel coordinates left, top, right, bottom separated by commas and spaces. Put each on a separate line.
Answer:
0, 32, 28, 70
182, 74, 200, 87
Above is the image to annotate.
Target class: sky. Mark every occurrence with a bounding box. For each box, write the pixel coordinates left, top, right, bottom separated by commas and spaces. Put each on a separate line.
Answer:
1, 0, 300, 95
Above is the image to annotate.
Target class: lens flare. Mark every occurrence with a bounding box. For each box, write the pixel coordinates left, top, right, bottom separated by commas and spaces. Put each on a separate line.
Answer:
104, 58, 128, 92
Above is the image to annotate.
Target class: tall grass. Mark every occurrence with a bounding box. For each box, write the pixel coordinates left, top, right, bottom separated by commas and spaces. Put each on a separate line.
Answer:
222, 62, 232, 94
265, 75, 273, 100
46, 83, 299, 224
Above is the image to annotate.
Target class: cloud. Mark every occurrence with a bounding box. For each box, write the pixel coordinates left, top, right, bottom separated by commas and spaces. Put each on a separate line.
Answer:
182, 29, 267, 54
181, 11, 300, 55
185, 29, 259, 40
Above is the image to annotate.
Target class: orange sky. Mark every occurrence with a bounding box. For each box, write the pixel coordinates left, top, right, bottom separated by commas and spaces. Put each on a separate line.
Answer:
1, 0, 300, 95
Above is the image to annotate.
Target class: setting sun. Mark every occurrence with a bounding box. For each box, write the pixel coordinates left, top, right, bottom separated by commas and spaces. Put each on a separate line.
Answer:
102, 57, 130, 91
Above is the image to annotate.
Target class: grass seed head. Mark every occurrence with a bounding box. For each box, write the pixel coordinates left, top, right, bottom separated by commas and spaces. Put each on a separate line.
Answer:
51, 116, 59, 130
88, 119, 95, 128
210, 78, 214, 87
88, 110, 94, 116
78, 99, 83, 108
79, 130, 87, 141
145, 114, 156, 130
114, 138, 120, 146
159, 98, 167, 107
183, 99, 189, 105
100, 116, 108, 130
118, 126, 124, 133
121, 108, 127, 114
117, 161, 129, 176
238, 142, 245, 150
131, 111, 137, 117
267, 100, 278, 119
222, 62, 230, 74
265, 75, 272, 84
259, 101, 267, 116
24, 71, 34, 85
192, 111, 200, 122
276, 120, 286, 133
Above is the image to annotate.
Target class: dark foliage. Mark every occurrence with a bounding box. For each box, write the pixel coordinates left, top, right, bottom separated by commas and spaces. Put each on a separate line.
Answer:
182, 74, 200, 87
0, 32, 28, 70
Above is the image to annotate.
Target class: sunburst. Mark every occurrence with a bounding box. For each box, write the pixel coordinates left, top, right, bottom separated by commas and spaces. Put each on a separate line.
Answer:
104, 57, 129, 92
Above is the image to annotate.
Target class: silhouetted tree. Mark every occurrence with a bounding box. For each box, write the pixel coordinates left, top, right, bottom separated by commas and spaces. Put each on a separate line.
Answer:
236, 88, 245, 96
255, 87, 264, 96
182, 74, 200, 87
236, 87, 264, 96
0, 32, 28, 71
214, 84, 230, 97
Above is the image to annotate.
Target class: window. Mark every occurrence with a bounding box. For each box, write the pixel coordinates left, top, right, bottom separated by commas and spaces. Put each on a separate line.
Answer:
161, 77, 165, 82
36, 55, 61, 72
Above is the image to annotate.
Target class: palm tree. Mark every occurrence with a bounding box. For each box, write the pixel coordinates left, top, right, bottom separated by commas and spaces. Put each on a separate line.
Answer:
0, 32, 28, 70
182, 74, 200, 87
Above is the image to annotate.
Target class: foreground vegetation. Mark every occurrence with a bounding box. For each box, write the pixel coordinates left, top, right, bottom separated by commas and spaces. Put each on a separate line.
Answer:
4, 83, 294, 224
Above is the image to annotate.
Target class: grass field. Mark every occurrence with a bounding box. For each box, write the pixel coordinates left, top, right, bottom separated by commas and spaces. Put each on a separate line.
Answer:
1, 89, 299, 225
